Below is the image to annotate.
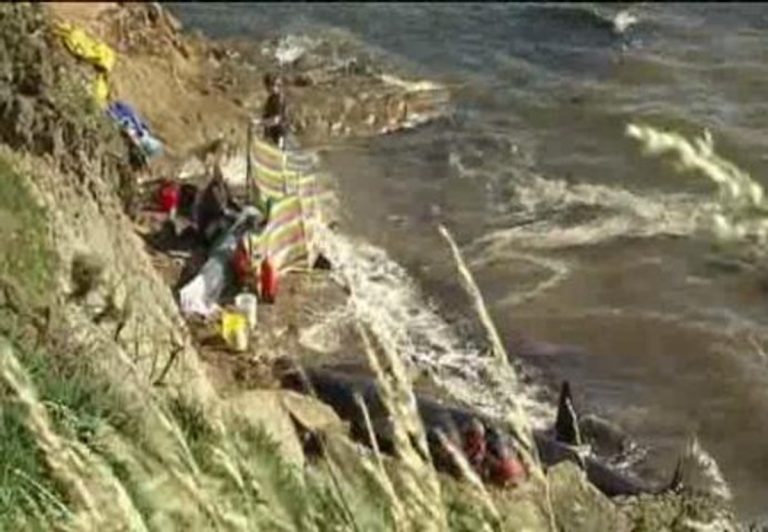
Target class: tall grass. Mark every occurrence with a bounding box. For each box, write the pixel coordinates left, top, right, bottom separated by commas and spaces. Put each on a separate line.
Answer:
0, 335, 387, 531
356, 322, 449, 530
437, 226, 537, 460
626, 123, 768, 245
1, 319, 530, 532
437, 224, 556, 532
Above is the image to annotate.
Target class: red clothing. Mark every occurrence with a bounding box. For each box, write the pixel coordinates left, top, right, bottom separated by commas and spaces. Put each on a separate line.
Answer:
157, 181, 179, 213
260, 257, 278, 303
232, 239, 251, 286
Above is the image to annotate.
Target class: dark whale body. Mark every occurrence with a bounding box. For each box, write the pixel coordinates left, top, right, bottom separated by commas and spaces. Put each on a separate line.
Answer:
281, 367, 677, 497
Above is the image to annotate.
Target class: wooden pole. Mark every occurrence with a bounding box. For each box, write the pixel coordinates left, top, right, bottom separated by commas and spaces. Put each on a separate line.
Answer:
246, 118, 254, 205
244, 118, 255, 292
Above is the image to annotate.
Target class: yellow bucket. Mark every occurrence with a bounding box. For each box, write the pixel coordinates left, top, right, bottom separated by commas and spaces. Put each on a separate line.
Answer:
221, 310, 248, 352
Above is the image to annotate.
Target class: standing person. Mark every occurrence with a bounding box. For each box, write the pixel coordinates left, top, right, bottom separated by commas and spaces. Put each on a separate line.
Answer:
261, 72, 287, 149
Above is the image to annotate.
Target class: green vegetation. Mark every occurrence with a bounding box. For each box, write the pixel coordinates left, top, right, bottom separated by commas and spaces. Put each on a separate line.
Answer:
0, 341, 133, 527
0, 308, 540, 531
0, 336, 408, 531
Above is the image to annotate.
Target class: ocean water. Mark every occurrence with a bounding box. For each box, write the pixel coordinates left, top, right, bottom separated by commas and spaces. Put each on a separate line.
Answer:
168, 2, 768, 520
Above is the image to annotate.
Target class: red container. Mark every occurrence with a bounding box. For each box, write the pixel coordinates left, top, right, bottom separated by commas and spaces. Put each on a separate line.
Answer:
232, 239, 251, 286
158, 181, 180, 214
260, 256, 278, 304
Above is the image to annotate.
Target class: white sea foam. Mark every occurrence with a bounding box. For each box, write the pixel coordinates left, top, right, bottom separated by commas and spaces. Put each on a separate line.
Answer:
270, 34, 321, 66
379, 73, 444, 93
681, 437, 734, 502
312, 225, 554, 428
451, 123, 768, 264
298, 304, 351, 354
612, 10, 639, 35
449, 148, 717, 262
472, 250, 572, 311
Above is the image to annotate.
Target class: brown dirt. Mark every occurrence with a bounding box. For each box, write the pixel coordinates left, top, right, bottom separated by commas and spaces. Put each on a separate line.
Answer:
42, 1, 446, 400
40, 2, 302, 398
46, 2, 251, 163
45, 2, 451, 157
132, 201, 351, 397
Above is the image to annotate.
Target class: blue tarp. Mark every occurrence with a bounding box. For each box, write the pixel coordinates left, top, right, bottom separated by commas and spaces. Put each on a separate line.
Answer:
107, 100, 163, 158
179, 206, 265, 317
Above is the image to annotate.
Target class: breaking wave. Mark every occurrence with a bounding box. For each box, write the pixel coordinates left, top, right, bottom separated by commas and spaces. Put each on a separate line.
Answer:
448, 147, 719, 292
306, 226, 739, 499
627, 123, 768, 247
312, 225, 554, 429
473, 173, 711, 252
681, 438, 734, 503
453, 122, 768, 276
611, 10, 640, 35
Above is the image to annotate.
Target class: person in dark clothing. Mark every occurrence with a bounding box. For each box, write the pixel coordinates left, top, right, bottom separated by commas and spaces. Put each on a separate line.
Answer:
194, 164, 239, 245
261, 72, 287, 148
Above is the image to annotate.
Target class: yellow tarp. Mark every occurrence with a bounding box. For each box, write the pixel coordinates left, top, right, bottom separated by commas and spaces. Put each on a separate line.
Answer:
55, 22, 116, 72
55, 22, 116, 108
92, 72, 110, 108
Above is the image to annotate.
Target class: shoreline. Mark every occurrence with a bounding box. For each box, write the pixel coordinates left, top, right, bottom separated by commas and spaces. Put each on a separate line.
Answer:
44, 1, 452, 395
3, 2, 739, 528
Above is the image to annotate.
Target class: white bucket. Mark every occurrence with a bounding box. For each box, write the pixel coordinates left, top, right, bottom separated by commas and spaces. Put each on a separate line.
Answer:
235, 293, 258, 330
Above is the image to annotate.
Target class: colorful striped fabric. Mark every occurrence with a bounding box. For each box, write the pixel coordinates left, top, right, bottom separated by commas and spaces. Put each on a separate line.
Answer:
252, 138, 286, 199
252, 137, 320, 200
248, 137, 325, 272
259, 195, 309, 272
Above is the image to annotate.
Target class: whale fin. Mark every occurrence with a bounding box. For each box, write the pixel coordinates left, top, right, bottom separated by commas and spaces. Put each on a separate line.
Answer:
554, 380, 583, 447
667, 456, 684, 492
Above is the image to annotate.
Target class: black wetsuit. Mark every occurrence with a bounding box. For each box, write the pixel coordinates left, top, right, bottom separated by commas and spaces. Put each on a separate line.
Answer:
262, 92, 287, 146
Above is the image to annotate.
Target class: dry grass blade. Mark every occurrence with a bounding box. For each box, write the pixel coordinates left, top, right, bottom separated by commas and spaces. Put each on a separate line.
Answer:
353, 392, 408, 528
626, 123, 768, 244
437, 225, 508, 367
625, 124, 763, 209
356, 322, 448, 531
0, 339, 149, 532
436, 226, 539, 462
433, 430, 500, 527
437, 224, 558, 531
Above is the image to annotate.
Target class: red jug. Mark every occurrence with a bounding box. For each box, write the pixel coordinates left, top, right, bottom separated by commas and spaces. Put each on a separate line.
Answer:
232, 239, 251, 286
158, 181, 179, 214
260, 256, 278, 304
